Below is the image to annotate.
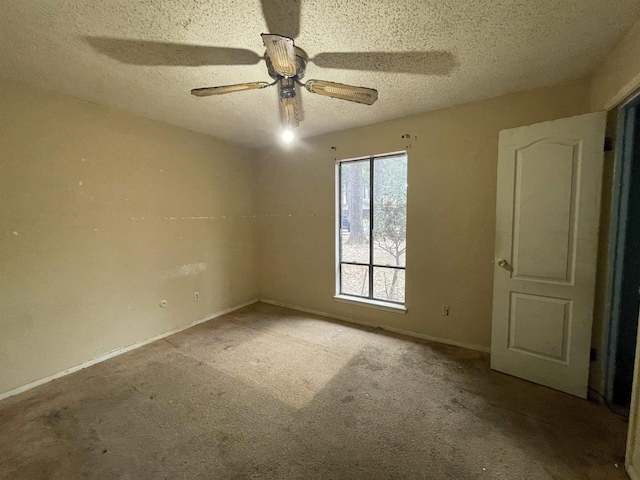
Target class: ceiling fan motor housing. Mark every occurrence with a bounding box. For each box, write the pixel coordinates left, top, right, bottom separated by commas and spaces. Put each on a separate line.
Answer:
280, 78, 296, 99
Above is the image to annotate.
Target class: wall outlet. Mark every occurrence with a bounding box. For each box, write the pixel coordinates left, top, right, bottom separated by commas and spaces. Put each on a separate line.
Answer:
194, 292, 200, 302
441, 305, 450, 316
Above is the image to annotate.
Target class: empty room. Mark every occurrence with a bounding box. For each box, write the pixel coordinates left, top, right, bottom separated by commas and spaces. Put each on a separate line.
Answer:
3, 1, 640, 478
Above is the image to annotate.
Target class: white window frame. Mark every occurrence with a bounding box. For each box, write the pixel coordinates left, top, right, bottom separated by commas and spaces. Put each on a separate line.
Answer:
334, 151, 407, 314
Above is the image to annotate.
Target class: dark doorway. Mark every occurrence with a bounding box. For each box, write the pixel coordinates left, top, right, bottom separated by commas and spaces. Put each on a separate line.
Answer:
608, 98, 640, 406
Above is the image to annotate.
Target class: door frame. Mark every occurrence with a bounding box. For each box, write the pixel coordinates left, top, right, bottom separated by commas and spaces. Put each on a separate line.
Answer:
628, 324, 640, 479
603, 93, 640, 403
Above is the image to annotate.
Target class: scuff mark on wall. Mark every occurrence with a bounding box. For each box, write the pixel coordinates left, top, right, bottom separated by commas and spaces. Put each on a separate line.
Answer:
165, 262, 207, 279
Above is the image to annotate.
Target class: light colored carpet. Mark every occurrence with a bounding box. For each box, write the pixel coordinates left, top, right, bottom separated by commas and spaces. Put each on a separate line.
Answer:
0, 302, 629, 479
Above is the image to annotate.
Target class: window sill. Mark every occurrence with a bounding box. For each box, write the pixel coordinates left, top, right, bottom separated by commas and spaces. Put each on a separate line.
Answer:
334, 295, 407, 314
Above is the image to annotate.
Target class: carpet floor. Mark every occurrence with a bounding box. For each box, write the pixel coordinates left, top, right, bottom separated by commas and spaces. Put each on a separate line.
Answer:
0, 302, 629, 479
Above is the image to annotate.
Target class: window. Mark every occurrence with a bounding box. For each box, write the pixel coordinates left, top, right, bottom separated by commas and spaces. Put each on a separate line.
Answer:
337, 152, 407, 306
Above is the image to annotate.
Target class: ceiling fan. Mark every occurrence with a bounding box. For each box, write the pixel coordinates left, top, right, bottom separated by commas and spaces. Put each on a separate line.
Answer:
191, 33, 378, 131
85, 0, 456, 136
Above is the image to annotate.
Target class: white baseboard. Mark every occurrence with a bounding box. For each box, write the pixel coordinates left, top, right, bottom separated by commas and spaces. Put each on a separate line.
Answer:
0, 298, 259, 402
259, 298, 491, 353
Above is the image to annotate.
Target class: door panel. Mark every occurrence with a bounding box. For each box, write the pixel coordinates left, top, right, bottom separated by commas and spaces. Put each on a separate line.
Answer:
509, 293, 570, 361
491, 112, 606, 398
512, 140, 578, 283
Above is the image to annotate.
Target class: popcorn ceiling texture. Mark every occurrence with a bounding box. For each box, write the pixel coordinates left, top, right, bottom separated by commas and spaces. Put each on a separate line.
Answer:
1, 0, 639, 147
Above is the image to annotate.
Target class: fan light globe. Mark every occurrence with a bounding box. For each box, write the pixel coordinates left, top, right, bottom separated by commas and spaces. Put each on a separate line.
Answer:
282, 129, 294, 144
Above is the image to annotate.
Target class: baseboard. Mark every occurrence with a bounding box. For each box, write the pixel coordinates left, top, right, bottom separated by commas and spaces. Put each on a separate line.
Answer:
259, 298, 491, 354
0, 298, 259, 402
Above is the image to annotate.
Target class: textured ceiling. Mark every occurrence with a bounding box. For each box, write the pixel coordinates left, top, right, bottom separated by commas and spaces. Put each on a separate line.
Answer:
1, 0, 640, 147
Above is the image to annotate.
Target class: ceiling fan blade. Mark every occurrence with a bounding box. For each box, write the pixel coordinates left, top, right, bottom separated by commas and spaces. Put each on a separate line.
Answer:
261, 0, 301, 39
280, 95, 299, 128
261, 34, 297, 77
304, 80, 378, 105
278, 78, 299, 127
191, 82, 271, 97
84, 37, 262, 66
311, 51, 457, 75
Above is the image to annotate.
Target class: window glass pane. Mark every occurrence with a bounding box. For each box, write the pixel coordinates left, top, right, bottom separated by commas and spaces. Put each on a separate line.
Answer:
341, 264, 369, 297
340, 160, 370, 264
373, 155, 407, 267
373, 267, 405, 303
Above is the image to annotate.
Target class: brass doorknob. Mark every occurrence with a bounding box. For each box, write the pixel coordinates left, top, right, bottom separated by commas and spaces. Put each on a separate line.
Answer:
497, 258, 508, 268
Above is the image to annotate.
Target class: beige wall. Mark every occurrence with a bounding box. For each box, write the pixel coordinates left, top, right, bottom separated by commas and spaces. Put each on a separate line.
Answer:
257, 79, 591, 351
0, 78, 258, 396
591, 17, 640, 111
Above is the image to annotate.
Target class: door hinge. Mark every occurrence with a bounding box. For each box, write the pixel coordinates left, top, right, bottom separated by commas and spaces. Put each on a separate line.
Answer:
604, 137, 613, 152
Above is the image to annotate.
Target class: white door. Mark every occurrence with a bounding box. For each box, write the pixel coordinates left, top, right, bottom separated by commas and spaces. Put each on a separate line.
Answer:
491, 112, 606, 398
